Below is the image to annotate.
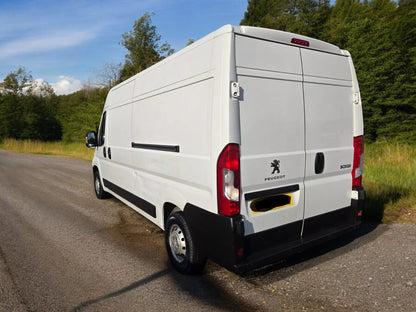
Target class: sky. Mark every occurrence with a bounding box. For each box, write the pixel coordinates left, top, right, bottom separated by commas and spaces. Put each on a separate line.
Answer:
0, 0, 248, 95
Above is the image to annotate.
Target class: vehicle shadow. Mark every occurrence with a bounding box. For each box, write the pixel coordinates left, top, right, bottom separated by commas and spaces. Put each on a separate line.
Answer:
239, 222, 383, 281
169, 263, 264, 312
71, 270, 170, 312
167, 222, 385, 311
97, 204, 265, 312
71, 265, 263, 312
99, 202, 385, 311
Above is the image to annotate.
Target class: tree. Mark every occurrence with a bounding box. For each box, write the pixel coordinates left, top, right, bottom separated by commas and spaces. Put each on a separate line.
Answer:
326, 0, 415, 142
240, 0, 416, 143
0, 68, 61, 140
119, 12, 174, 81
395, 0, 416, 109
56, 86, 107, 142
33, 79, 55, 97
96, 62, 122, 88
240, 0, 331, 38
1, 68, 33, 95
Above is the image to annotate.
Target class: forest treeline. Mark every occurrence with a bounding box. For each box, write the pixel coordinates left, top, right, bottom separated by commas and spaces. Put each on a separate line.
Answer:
0, 0, 415, 143
242, 0, 416, 143
0, 68, 109, 142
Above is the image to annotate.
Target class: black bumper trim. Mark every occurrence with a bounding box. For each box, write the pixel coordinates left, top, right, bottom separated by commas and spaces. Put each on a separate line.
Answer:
184, 204, 245, 269
184, 187, 365, 273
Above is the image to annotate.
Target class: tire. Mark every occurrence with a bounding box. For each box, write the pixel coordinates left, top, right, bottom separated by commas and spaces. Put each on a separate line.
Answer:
93, 169, 110, 199
165, 211, 206, 274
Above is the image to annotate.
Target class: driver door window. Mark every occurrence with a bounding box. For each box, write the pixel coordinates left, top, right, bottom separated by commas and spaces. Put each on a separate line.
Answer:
98, 111, 106, 147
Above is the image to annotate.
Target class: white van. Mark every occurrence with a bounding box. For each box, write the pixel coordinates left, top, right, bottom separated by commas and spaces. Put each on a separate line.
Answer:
86, 25, 365, 274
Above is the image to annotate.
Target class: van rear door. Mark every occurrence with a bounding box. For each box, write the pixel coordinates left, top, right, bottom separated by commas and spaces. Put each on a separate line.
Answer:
301, 50, 355, 238
235, 35, 305, 243
236, 33, 356, 240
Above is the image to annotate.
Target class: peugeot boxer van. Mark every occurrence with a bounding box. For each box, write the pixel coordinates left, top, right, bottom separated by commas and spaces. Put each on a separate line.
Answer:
86, 25, 365, 274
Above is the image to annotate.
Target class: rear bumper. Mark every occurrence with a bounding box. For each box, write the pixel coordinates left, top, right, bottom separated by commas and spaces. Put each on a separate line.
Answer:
184, 186, 365, 273
352, 186, 366, 219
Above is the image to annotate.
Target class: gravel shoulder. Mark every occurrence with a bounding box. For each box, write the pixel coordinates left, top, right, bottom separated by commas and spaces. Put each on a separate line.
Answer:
0, 247, 27, 312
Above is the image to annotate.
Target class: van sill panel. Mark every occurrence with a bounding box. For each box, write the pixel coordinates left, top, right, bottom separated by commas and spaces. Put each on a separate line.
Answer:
103, 179, 156, 218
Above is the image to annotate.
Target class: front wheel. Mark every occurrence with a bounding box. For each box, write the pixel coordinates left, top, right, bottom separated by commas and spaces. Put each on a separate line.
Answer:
93, 169, 110, 199
165, 212, 206, 274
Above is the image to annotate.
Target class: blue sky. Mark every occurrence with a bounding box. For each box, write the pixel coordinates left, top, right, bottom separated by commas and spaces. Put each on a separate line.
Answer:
0, 0, 248, 95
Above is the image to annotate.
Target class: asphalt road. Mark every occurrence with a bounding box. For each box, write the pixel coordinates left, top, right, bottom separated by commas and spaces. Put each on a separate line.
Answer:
0, 150, 415, 312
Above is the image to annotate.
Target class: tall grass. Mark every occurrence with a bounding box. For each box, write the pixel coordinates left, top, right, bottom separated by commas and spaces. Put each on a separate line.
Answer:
363, 141, 416, 223
0, 138, 94, 161
1, 138, 415, 223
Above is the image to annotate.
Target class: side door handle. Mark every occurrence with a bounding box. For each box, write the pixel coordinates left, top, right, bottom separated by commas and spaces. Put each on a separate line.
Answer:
108, 147, 112, 160
103, 147, 107, 158
315, 152, 325, 174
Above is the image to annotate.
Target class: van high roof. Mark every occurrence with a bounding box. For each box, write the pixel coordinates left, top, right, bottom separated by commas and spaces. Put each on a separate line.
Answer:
200, 25, 342, 55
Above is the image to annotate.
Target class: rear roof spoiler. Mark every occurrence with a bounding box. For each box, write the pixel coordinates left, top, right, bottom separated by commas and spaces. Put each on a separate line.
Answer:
233, 25, 343, 55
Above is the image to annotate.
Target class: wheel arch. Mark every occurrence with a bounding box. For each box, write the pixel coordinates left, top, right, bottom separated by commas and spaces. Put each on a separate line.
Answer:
163, 202, 181, 230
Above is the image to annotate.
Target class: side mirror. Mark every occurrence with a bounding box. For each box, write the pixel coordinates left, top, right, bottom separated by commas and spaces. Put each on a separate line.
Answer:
85, 131, 97, 148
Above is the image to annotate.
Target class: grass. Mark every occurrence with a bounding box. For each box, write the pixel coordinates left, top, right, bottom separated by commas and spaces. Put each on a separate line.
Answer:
0, 138, 415, 224
0, 138, 94, 161
363, 141, 416, 223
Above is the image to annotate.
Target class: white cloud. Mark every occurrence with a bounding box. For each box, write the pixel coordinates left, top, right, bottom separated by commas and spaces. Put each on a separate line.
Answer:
32, 78, 47, 93
0, 30, 96, 60
52, 76, 82, 95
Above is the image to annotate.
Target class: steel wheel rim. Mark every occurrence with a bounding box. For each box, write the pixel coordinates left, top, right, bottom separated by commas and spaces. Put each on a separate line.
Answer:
169, 224, 186, 263
95, 176, 101, 194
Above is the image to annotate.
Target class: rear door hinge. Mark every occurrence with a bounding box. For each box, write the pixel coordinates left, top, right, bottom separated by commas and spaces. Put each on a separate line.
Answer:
231, 82, 240, 98
353, 92, 360, 105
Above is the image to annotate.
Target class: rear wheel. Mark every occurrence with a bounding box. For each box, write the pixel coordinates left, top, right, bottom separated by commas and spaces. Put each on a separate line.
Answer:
165, 211, 206, 274
93, 169, 109, 199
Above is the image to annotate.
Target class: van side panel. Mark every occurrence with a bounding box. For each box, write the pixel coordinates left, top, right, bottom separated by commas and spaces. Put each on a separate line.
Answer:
131, 78, 213, 157
130, 77, 214, 223
132, 40, 213, 99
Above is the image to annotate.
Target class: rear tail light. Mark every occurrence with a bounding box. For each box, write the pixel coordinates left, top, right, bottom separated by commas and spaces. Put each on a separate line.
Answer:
217, 144, 240, 216
352, 136, 364, 187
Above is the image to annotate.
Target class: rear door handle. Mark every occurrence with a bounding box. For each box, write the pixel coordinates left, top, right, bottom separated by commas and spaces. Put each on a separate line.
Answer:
315, 152, 325, 174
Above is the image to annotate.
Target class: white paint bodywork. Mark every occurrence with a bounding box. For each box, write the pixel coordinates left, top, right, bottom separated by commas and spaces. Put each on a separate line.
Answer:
92, 25, 364, 236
